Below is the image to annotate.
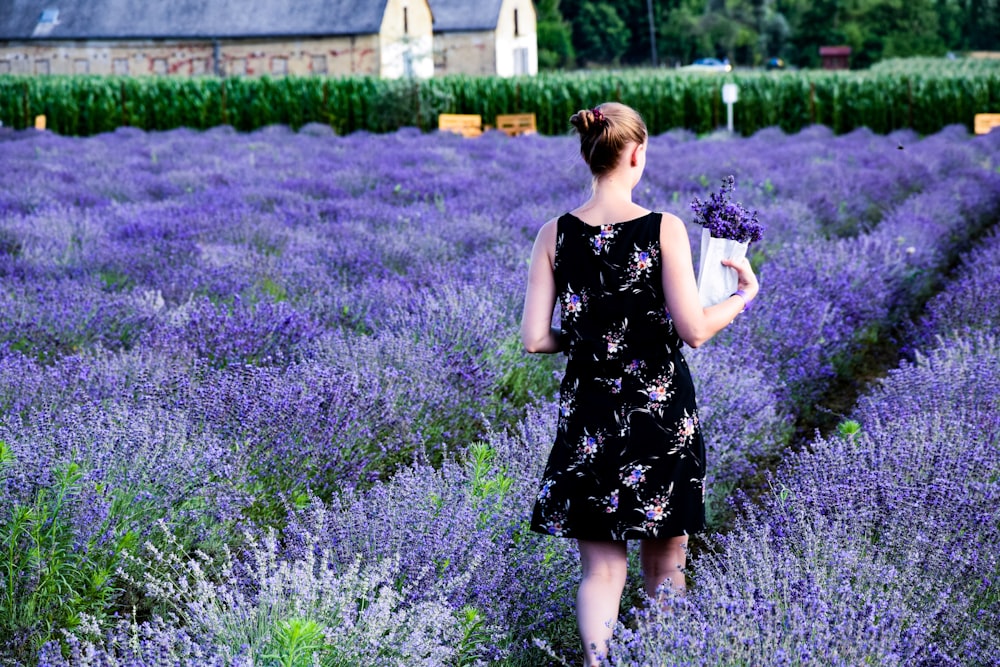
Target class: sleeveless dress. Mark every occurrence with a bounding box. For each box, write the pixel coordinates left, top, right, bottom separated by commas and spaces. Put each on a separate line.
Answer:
530, 211, 707, 541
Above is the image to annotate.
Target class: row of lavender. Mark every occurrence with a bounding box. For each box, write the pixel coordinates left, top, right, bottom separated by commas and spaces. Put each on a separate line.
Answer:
37, 195, 1000, 664
608, 225, 1000, 666
0, 123, 996, 662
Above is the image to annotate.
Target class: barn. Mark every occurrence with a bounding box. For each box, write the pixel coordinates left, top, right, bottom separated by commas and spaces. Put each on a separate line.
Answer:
0, 0, 435, 78
428, 0, 537, 77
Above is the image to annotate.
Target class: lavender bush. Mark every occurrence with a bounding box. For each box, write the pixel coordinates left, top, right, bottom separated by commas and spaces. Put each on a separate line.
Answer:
910, 225, 1000, 348
610, 334, 1000, 666
608, 215, 1000, 665
0, 121, 997, 663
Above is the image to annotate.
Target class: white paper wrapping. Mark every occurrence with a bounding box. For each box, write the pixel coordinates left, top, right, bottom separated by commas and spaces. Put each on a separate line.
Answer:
696, 227, 749, 308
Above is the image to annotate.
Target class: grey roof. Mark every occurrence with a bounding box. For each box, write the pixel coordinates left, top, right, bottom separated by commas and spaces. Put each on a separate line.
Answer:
427, 0, 503, 32
0, 0, 393, 40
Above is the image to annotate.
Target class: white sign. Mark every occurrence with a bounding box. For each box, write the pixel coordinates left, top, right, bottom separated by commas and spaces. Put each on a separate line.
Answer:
722, 83, 739, 133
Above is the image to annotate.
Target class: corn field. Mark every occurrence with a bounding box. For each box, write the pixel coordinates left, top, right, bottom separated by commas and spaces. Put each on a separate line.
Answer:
1, 64, 998, 137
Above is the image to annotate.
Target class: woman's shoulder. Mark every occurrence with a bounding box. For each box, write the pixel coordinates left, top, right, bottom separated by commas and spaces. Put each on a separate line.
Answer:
533, 216, 560, 249
656, 211, 690, 245
655, 211, 686, 232
656, 211, 684, 227
539, 216, 561, 236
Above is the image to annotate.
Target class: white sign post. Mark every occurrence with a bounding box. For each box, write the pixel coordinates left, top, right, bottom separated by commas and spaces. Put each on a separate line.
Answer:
722, 83, 739, 134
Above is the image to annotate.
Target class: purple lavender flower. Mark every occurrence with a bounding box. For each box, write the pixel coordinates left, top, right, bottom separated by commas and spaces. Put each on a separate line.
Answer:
2, 119, 999, 665
690, 175, 764, 243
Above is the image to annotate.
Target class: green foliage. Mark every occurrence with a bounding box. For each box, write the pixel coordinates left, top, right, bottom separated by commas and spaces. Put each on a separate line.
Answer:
0, 454, 137, 661
455, 606, 492, 667
491, 334, 562, 417
536, 0, 576, 68
545, 0, 999, 67
538, 20, 577, 69
1, 59, 998, 137
573, 2, 632, 65
469, 443, 514, 506
837, 419, 863, 440
658, 5, 708, 66
263, 617, 328, 667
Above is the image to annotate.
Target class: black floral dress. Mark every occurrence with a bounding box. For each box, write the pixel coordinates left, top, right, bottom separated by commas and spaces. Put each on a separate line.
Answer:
530, 211, 706, 541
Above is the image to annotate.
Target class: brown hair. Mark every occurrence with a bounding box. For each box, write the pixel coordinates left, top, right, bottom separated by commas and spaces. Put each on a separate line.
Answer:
569, 102, 648, 178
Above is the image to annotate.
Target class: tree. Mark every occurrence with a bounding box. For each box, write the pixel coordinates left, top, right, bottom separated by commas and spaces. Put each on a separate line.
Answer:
963, 0, 1000, 51
658, 5, 707, 65
538, 0, 994, 71
790, 0, 846, 68
573, 1, 633, 65
535, 0, 576, 68
862, 0, 945, 65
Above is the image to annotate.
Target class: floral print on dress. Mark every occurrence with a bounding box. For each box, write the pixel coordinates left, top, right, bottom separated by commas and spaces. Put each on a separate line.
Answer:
560, 285, 588, 323
600, 376, 622, 394
624, 243, 660, 290
604, 489, 620, 513
625, 358, 647, 377
590, 224, 619, 254
604, 320, 627, 359
678, 411, 699, 439
641, 485, 674, 532
543, 511, 568, 537
530, 212, 706, 541
621, 463, 650, 489
668, 408, 702, 459
558, 380, 577, 418
575, 430, 606, 465
645, 365, 677, 411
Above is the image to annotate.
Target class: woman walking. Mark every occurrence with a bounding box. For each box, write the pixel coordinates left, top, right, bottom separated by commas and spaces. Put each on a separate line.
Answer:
520, 102, 758, 666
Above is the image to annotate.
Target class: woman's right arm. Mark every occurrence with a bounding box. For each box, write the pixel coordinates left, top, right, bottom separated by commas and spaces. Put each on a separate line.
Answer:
520, 219, 562, 353
659, 212, 758, 348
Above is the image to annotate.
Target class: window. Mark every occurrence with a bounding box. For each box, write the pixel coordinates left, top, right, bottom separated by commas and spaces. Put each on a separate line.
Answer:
32, 9, 59, 37
35, 59, 50, 75
152, 58, 168, 75
73, 59, 89, 74
402, 50, 413, 78
513, 47, 529, 75
231, 58, 247, 76
514, 9, 520, 36
271, 57, 288, 75
311, 55, 327, 75
113, 58, 128, 74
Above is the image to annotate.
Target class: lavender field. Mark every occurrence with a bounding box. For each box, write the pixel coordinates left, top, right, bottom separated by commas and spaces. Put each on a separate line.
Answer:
0, 121, 998, 666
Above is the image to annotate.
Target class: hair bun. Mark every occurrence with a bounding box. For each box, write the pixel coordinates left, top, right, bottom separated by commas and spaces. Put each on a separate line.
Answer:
570, 108, 597, 134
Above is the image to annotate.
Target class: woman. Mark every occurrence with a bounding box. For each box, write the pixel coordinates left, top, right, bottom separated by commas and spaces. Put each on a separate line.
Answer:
520, 102, 758, 666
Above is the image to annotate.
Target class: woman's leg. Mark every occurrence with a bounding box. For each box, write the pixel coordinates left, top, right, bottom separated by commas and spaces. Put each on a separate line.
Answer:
576, 539, 628, 667
639, 534, 688, 598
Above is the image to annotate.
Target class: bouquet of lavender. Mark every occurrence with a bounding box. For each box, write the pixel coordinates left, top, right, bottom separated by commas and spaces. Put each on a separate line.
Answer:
690, 175, 764, 308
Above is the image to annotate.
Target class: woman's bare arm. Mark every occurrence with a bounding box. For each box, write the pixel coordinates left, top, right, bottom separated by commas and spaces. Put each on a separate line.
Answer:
520, 219, 562, 353
659, 213, 758, 348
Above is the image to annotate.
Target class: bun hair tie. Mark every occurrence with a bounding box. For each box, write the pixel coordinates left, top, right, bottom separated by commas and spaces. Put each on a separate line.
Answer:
591, 107, 607, 126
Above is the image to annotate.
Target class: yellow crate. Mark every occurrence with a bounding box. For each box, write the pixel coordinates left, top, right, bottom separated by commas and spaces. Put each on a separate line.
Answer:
496, 113, 537, 137
438, 113, 482, 138
974, 113, 1000, 135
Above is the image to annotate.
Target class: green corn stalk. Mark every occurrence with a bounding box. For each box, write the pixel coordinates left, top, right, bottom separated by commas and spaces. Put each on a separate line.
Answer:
2, 64, 999, 137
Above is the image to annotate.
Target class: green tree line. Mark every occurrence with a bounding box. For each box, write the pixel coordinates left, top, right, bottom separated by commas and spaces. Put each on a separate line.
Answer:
535, 0, 1000, 69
